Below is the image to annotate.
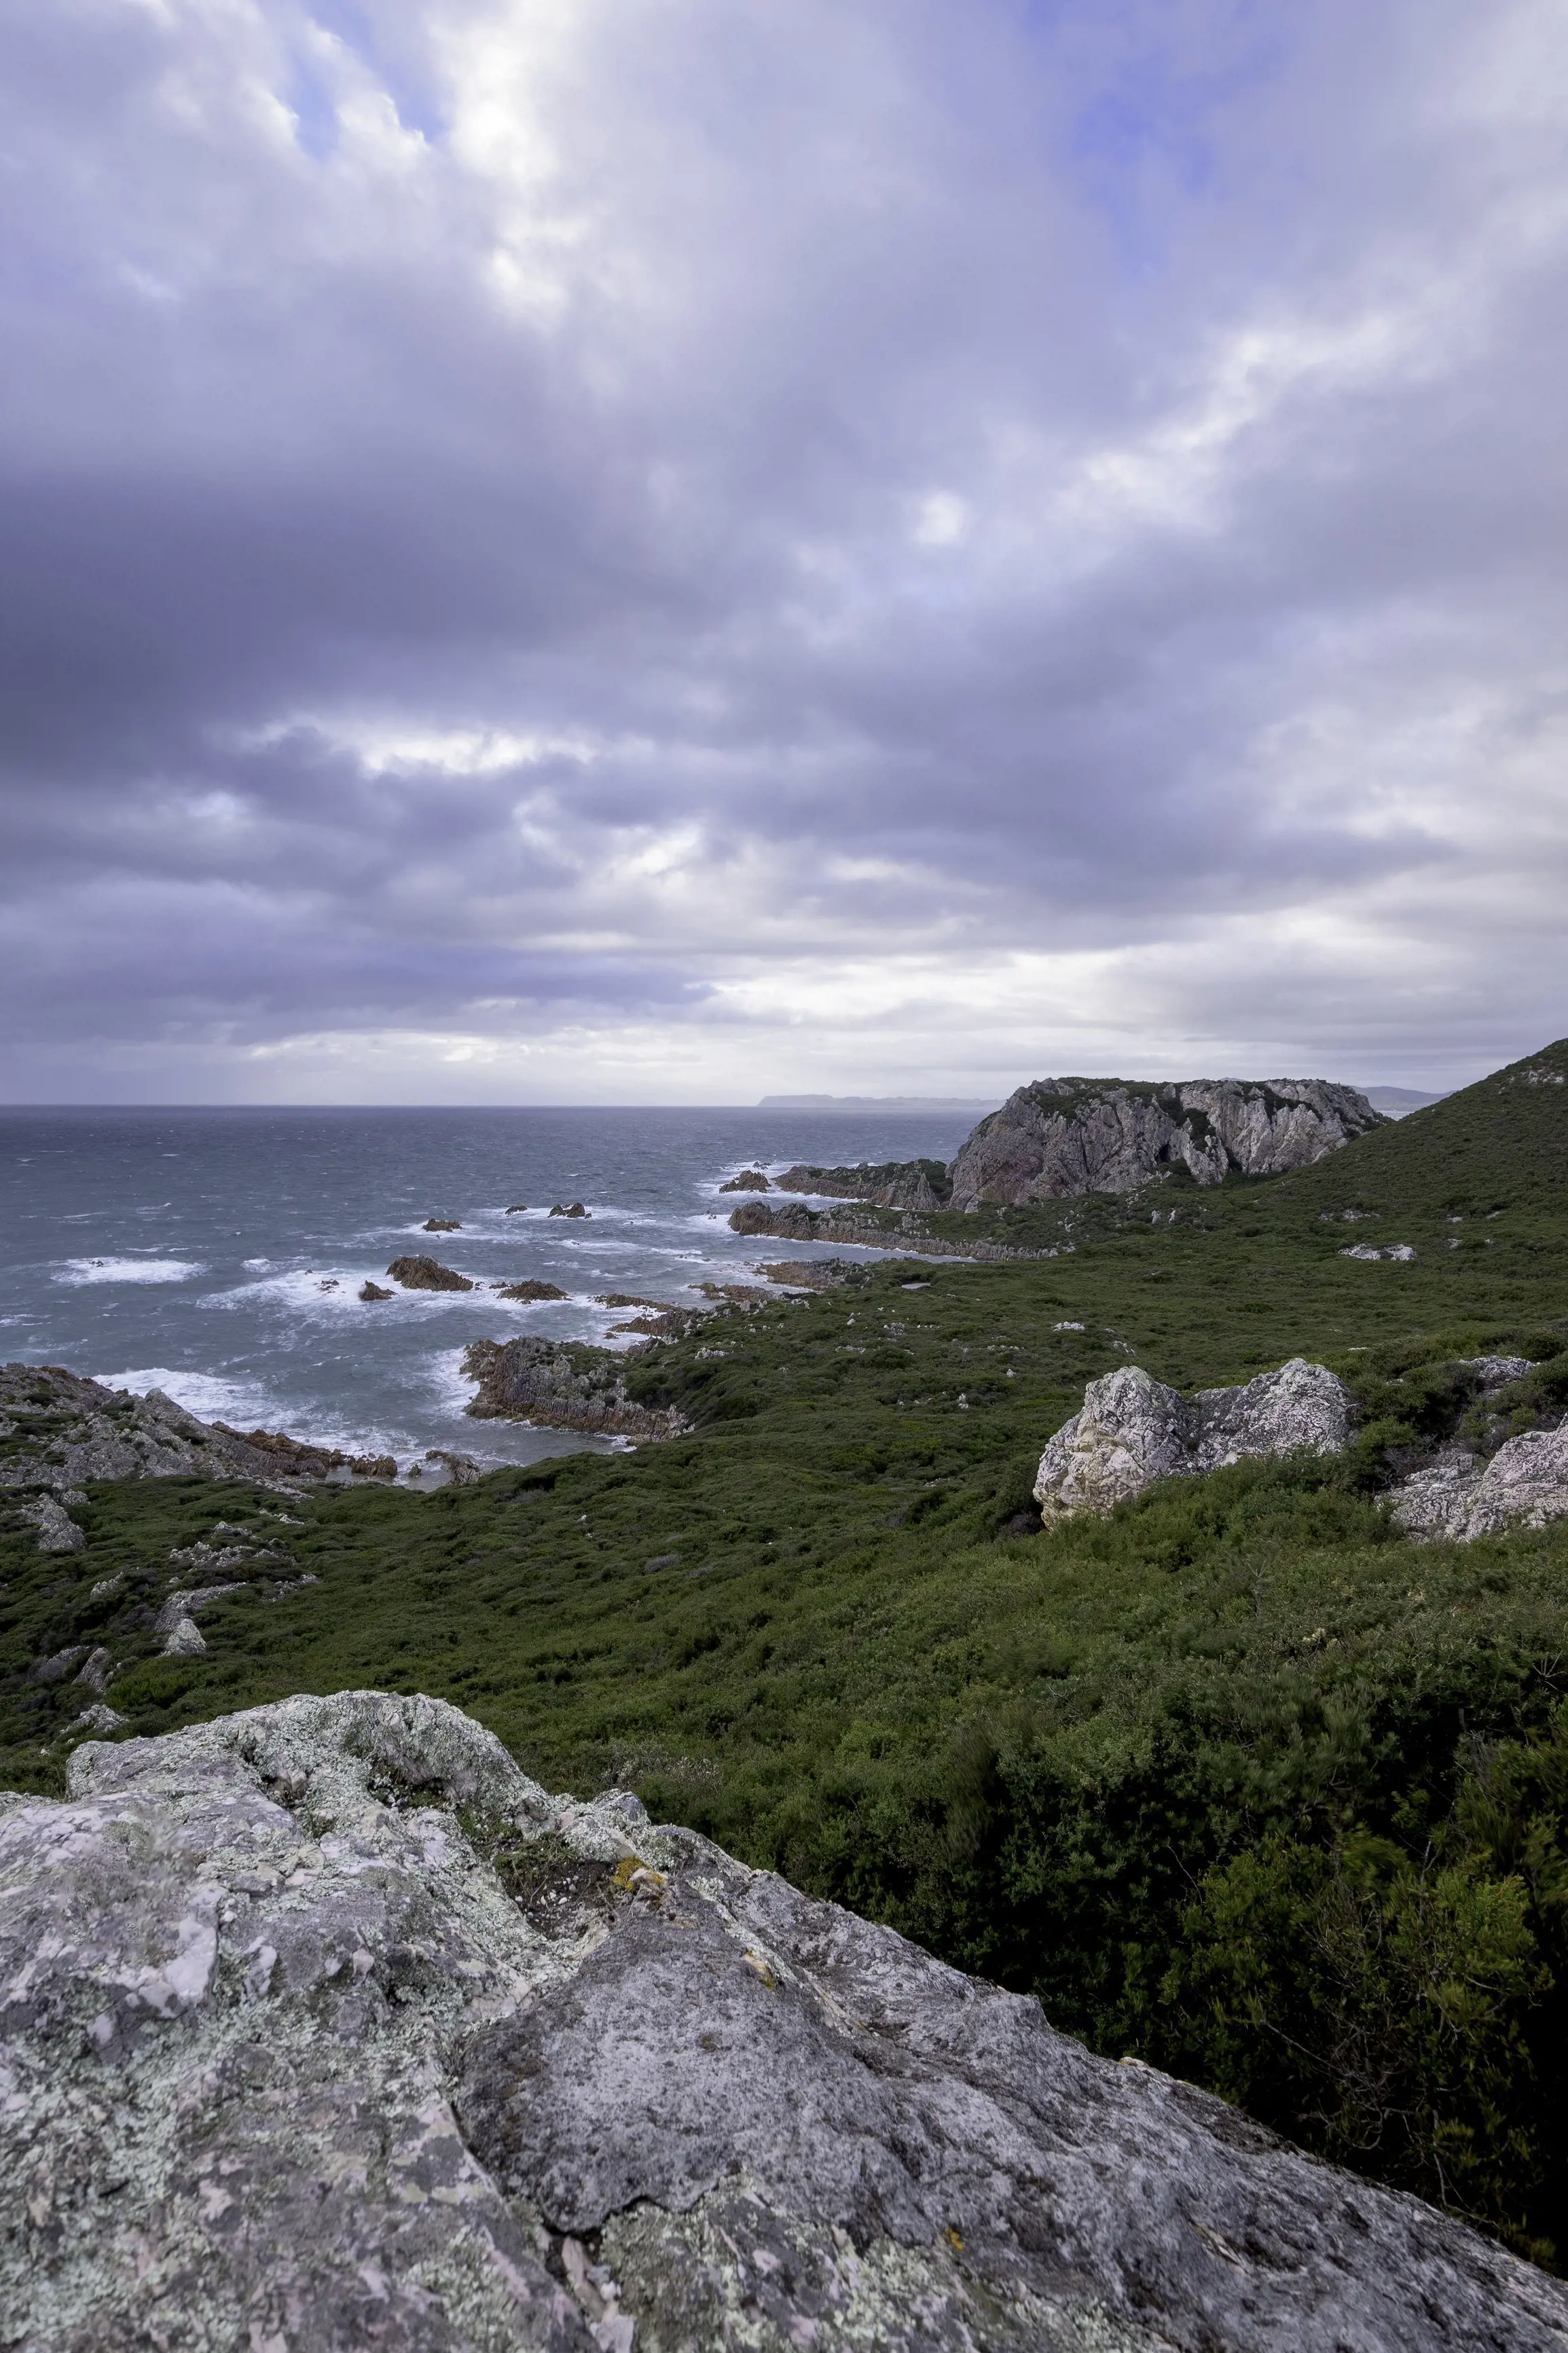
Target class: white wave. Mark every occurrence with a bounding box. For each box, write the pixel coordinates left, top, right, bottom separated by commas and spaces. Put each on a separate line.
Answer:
91, 1366, 282, 1425
93, 1364, 414, 1462
56, 1256, 205, 1286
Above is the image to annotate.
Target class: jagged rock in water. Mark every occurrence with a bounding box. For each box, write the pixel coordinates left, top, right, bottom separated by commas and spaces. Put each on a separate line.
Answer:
359, 1280, 395, 1301
423, 1217, 462, 1232
2, 1691, 1563, 2353
1393, 1421, 1568, 1542
462, 1336, 689, 1440
0, 1364, 384, 1494
496, 1280, 570, 1302
773, 1160, 952, 1211
387, 1254, 474, 1292
718, 1169, 771, 1191
1036, 1360, 1353, 1519
948, 1078, 1383, 1206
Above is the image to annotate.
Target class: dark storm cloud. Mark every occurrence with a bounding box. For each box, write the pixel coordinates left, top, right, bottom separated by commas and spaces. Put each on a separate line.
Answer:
2, 0, 1567, 1096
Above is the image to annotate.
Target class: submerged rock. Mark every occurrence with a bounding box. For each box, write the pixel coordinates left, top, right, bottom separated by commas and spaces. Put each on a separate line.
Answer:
462, 1337, 689, 1440
387, 1254, 474, 1292
1036, 1359, 1353, 1519
1, 1689, 1562, 2352
949, 1077, 1382, 1207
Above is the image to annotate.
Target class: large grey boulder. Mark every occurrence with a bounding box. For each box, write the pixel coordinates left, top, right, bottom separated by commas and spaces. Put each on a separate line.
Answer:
1393, 1421, 1568, 1542
3, 1691, 1562, 2352
949, 1078, 1382, 1207
1036, 1360, 1353, 1519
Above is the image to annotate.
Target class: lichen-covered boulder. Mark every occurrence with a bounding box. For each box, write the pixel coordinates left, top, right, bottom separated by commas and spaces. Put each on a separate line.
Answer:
3, 1691, 1565, 2352
1036, 1359, 1353, 1519
1393, 1421, 1568, 1542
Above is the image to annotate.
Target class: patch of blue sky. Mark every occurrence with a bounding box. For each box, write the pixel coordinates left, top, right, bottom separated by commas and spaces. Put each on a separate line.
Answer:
1020, 1, 1289, 276
306, 1, 445, 144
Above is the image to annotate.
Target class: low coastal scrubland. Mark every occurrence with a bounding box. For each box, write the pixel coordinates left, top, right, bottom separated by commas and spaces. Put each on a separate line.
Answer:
6, 1037, 1568, 2259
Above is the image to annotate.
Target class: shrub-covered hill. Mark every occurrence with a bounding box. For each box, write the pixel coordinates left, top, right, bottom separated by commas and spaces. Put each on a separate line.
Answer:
6, 1037, 1568, 2260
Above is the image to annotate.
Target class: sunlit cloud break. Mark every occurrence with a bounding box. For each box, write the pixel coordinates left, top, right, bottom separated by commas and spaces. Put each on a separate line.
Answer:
1, 0, 1566, 1101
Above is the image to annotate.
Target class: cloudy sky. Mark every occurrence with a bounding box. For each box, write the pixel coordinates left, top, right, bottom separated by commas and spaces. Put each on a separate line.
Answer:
3, 0, 1566, 1103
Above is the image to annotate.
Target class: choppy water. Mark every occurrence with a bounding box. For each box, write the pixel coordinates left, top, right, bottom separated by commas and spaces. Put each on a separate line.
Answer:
0, 1107, 987, 1470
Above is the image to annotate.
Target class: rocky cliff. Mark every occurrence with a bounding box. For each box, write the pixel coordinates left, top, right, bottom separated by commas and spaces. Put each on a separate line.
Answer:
462, 1337, 689, 1441
949, 1079, 1383, 1207
0, 1364, 393, 1521
3, 1689, 1563, 2352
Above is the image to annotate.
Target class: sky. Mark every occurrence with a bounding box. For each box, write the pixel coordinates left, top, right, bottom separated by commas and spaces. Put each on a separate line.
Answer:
2, 0, 1566, 1104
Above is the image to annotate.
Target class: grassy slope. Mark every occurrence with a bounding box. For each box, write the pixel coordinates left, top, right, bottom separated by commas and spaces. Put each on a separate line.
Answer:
7, 1036, 1568, 2248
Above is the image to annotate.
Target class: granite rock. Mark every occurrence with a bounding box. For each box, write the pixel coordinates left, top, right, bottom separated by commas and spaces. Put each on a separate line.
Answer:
1036, 1359, 1354, 1519
949, 1078, 1383, 1207
462, 1337, 690, 1441
1393, 1420, 1568, 1542
387, 1255, 474, 1292
1, 1690, 1563, 2353
0, 1363, 382, 1495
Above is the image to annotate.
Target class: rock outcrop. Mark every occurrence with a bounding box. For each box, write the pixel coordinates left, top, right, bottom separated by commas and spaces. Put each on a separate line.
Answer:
949, 1079, 1383, 1207
718, 1169, 770, 1191
423, 1217, 462, 1233
388, 1255, 474, 1292
496, 1280, 570, 1303
728, 1202, 1046, 1261
0, 1365, 390, 1498
773, 1160, 952, 1212
1036, 1361, 1353, 1519
462, 1337, 689, 1441
2, 1691, 1562, 2353
1393, 1420, 1568, 1541
359, 1280, 394, 1301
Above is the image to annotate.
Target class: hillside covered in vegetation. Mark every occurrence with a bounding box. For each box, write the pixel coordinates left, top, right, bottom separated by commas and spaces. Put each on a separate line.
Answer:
7, 1037, 1568, 2261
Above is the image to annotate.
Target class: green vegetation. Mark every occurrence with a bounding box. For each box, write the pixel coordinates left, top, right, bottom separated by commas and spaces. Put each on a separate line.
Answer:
7, 1037, 1568, 2257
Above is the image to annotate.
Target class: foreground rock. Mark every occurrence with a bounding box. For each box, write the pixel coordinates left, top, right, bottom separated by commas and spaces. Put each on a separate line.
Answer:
0, 1364, 392, 1506
949, 1078, 1383, 1207
463, 1337, 689, 1440
388, 1255, 474, 1292
2, 1691, 1561, 2353
1036, 1361, 1353, 1519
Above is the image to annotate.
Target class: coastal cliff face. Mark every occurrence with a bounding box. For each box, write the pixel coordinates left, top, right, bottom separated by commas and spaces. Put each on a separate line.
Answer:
0, 1364, 393, 1515
4, 1689, 1563, 2353
462, 1336, 689, 1441
948, 1079, 1383, 1207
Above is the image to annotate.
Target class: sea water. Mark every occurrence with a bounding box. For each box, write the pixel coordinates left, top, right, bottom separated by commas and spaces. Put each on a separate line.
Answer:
0, 1106, 984, 1470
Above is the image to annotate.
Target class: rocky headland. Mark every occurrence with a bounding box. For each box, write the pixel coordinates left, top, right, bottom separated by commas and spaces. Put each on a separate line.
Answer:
727, 1200, 1047, 1260
721, 1078, 1381, 1234
948, 1078, 1384, 1208
4, 1688, 1563, 2353
0, 1365, 395, 1532
462, 1337, 690, 1441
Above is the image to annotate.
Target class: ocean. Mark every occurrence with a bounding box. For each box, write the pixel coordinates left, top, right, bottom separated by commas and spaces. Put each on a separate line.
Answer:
0, 1106, 986, 1472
